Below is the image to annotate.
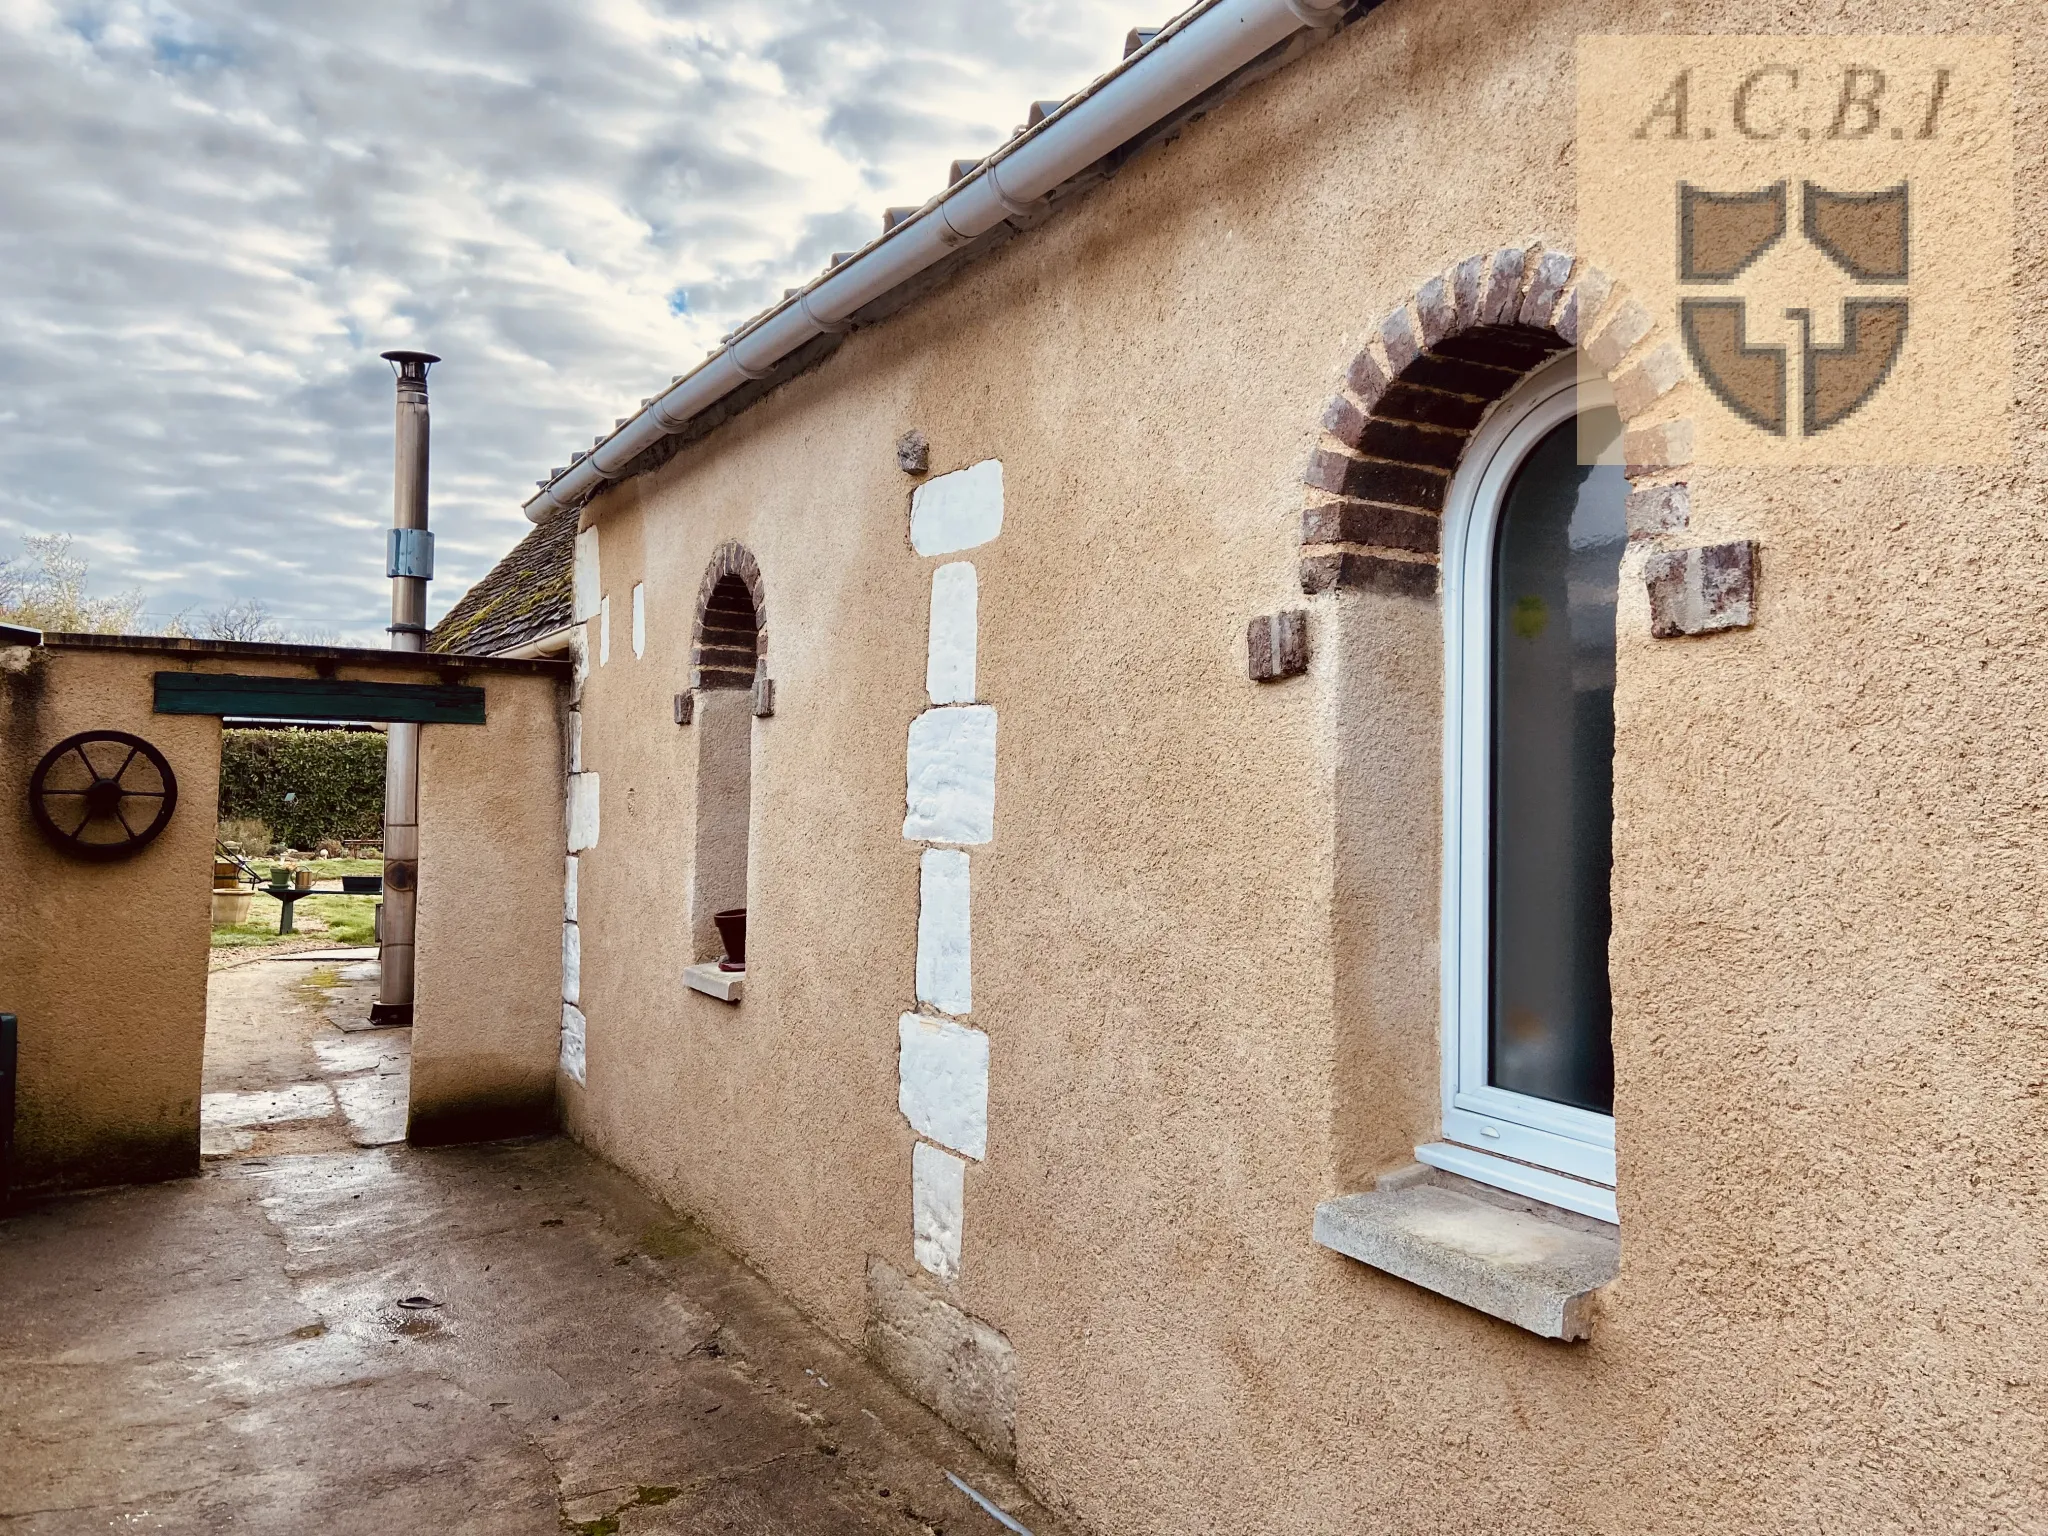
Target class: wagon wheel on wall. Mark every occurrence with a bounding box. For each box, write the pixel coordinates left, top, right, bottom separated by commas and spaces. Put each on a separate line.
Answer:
28, 730, 180, 862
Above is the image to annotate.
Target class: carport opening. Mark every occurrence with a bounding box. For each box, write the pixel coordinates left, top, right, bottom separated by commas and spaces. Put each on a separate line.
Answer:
203, 720, 410, 1160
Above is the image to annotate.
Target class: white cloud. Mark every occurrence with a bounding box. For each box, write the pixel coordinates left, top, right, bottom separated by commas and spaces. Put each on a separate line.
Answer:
0, 0, 1139, 640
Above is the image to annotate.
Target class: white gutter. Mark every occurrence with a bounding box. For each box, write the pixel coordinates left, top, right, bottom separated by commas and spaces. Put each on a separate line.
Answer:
524, 0, 1346, 522
490, 623, 578, 661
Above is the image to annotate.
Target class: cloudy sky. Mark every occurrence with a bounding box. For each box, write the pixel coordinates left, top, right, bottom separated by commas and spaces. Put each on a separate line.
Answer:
0, 0, 1140, 642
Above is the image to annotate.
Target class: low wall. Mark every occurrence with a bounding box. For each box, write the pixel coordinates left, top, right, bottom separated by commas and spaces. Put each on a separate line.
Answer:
412, 669, 566, 1142
0, 634, 566, 1193
0, 642, 221, 1190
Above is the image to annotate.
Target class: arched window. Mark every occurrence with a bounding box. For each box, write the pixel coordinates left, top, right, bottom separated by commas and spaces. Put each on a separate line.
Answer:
696, 574, 760, 689
689, 545, 765, 971
1438, 353, 1626, 1219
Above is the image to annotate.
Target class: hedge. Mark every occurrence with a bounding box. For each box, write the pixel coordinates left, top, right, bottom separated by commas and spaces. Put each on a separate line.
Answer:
217, 728, 386, 848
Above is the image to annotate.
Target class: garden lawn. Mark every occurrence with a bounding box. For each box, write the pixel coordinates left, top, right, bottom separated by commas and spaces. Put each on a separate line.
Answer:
211, 893, 380, 950
297, 857, 384, 879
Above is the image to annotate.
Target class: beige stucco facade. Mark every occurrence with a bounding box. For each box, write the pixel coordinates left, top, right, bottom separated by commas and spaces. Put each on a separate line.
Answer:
0, 637, 566, 1192
411, 665, 567, 1143
0, 643, 224, 1189
540, 1, 2048, 1531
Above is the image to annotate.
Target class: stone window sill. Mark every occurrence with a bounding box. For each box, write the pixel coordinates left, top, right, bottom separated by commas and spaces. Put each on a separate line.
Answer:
683, 963, 744, 1004
1313, 1165, 1619, 1341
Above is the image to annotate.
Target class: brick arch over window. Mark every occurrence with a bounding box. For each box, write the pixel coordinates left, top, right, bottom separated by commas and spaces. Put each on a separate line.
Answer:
692, 540, 767, 690
1299, 245, 1698, 599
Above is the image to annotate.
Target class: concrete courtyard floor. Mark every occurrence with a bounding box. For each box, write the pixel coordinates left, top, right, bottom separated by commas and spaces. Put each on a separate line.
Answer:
0, 959, 1066, 1536
200, 949, 407, 1158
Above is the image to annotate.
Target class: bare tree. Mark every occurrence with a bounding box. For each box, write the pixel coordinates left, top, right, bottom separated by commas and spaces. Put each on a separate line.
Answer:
197, 596, 290, 643
196, 598, 343, 646
0, 534, 147, 634
1, 536, 347, 643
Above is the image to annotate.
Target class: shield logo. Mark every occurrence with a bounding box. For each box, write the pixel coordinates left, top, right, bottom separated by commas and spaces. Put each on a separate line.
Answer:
1678, 180, 1909, 437
1679, 181, 1787, 282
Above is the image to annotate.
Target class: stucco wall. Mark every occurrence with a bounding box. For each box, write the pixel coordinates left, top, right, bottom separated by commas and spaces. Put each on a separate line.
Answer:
0, 644, 220, 1190
0, 639, 567, 1192
412, 668, 567, 1143
557, 1, 2048, 1532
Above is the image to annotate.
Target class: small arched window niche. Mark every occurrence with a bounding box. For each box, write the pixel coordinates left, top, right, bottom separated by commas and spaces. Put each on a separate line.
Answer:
696, 574, 761, 691
1434, 353, 1626, 1224
687, 542, 766, 976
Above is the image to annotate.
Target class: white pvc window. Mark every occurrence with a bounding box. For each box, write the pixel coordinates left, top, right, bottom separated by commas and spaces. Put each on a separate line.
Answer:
1428, 354, 1626, 1224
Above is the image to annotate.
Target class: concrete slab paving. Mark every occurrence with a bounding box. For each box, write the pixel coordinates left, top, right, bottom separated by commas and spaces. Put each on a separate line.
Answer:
200, 956, 406, 1156
0, 1138, 1071, 1536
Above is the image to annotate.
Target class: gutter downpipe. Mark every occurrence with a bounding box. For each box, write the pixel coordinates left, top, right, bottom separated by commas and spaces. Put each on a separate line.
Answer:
372, 349, 440, 1028
523, 0, 1344, 524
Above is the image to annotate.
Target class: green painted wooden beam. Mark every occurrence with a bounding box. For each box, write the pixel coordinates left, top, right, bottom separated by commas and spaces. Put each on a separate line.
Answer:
153, 672, 486, 725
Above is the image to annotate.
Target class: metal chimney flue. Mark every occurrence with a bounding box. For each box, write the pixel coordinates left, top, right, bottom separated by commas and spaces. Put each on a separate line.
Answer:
371, 348, 439, 1029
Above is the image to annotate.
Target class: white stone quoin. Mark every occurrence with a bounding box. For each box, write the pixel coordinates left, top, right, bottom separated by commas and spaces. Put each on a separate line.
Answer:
598, 594, 611, 665
903, 706, 996, 844
567, 711, 583, 773
631, 582, 646, 658
560, 1003, 587, 1084
926, 562, 978, 705
898, 1013, 989, 1159
572, 526, 601, 622
568, 630, 589, 705
912, 1140, 966, 1281
916, 849, 972, 1015
566, 772, 601, 852
563, 855, 578, 921
562, 920, 581, 1004
910, 459, 1003, 557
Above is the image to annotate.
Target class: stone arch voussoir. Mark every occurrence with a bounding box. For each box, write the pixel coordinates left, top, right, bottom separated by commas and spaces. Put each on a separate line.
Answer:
1299, 244, 1699, 601
691, 540, 767, 690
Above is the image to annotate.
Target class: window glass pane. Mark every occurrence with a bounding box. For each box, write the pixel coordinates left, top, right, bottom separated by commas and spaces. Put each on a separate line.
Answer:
1489, 409, 1626, 1114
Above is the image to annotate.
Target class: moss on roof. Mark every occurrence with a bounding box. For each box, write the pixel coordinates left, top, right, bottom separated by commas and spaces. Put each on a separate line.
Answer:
428, 511, 577, 656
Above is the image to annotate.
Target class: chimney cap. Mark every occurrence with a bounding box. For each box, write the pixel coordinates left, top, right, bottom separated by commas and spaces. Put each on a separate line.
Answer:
380, 350, 440, 389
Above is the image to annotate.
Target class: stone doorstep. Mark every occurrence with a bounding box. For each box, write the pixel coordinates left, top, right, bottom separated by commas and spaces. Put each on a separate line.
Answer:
1313, 1176, 1619, 1341
683, 962, 744, 1003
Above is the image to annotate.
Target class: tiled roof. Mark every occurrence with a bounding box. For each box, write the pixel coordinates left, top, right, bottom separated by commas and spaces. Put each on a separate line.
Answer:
428, 510, 577, 656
